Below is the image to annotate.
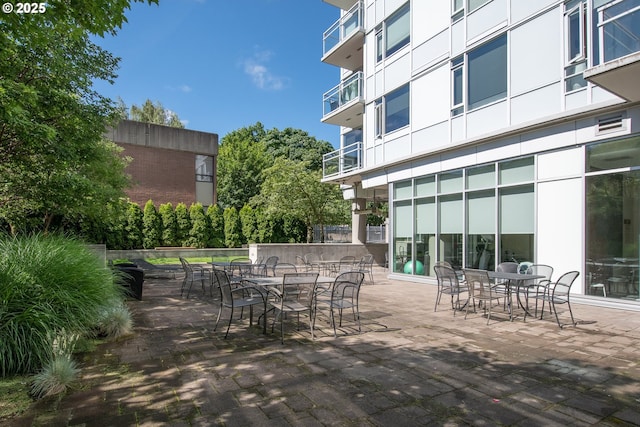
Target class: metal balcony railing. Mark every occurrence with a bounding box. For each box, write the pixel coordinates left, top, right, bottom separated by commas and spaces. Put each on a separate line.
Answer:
322, 71, 363, 118
597, 0, 640, 63
322, 1, 364, 56
323, 141, 362, 179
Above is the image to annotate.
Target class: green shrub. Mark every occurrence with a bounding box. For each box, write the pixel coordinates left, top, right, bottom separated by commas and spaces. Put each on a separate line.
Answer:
0, 233, 125, 377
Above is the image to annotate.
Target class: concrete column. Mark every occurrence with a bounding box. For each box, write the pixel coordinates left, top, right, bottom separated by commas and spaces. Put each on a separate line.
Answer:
352, 198, 367, 244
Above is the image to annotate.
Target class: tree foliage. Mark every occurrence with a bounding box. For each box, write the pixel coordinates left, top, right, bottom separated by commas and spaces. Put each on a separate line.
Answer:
0, 0, 158, 234
174, 202, 191, 247
254, 158, 349, 243
207, 204, 225, 248
188, 203, 210, 248
127, 99, 184, 128
159, 203, 177, 246
223, 207, 242, 248
262, 127, 333, 171
216, 123, 269, 209
142, 200, 161, 249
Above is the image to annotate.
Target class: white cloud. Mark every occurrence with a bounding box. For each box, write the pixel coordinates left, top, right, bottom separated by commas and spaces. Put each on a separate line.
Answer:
166, 84, 192, 93
242, 49, 289, 91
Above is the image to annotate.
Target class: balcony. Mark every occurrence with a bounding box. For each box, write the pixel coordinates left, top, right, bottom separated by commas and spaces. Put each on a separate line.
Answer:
323, 141, 362, 179
322, 71, 364, 127
321, 1, 364, 71
323, 0, 358, 10
584, 0, 640, 102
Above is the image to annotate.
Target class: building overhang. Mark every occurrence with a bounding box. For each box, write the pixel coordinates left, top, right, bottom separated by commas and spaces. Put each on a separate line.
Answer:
322, 0, 358, 10
584, 52, 640, 103
321, 99, 364, 127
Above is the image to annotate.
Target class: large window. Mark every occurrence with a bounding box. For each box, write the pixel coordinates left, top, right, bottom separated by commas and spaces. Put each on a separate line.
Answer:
586, 137, 640, 300
391, 156, 536, 277
375, 84, 410, 137
195, 155, 214, 182
376, 3, 410, 62
451, 34, 507, 115
468, 35, 507, 110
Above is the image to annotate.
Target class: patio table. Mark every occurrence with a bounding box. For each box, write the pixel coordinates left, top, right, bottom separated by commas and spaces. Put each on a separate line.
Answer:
487, 271, 545, 321
244, 275, 336, 334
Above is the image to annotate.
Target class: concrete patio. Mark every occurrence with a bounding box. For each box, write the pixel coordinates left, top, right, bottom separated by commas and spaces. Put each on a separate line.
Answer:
6, 267, 640, 426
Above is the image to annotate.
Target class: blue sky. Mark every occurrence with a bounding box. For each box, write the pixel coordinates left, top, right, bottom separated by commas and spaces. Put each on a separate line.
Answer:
92, 0, 341, 147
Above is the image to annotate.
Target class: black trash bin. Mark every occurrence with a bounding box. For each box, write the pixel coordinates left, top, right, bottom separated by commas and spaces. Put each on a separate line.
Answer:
114, 264, 145, 301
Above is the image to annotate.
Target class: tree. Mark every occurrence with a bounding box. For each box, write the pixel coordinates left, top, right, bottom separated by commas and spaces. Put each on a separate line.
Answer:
142, 200, 161, 249
217, 123, 269, 209
0, 0, 158, 235
255, 158, 349, 243
207, 204, 225, 248
223, 207, 242, 248
174, 202, 191, 247
128, 99, 184, 128
187, 203, 210, 248
159, 203, 177, 247
262, 127, 334, 171
239, 204, 257, 244
125, 202, 144, 249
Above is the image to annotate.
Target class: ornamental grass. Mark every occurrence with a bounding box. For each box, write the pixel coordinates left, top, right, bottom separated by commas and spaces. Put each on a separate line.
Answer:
0, 233, 126, 377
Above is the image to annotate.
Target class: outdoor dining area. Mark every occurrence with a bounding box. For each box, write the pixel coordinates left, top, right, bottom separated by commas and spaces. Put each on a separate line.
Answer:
433, 261, 580, 328
178, 254, 376, 342
175, 252, 583, 345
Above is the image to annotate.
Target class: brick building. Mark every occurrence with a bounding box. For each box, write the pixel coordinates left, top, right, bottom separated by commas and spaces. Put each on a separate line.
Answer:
105, 120, 218, 207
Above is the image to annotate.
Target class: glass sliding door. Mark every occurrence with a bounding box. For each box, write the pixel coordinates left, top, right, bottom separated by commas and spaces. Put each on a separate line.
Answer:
586, 137, 640, 299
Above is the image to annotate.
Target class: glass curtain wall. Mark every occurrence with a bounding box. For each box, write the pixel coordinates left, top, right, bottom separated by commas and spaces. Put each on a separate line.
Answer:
586, 137, 640, 300
391, 156, 536, 276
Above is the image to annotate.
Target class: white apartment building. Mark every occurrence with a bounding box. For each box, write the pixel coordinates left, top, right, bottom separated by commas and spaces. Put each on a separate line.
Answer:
320, 0, 640, 309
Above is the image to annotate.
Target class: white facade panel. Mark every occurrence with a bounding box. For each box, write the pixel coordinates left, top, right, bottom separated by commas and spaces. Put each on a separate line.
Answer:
365, 31, 376, 81
451, 115, 465, 142
385, 0, 405, 17
467, 0, 507, 43
537, 178, 584, 292
412, 122, 449, 153
413, 0, 448, 45
511, 83, 562, 126
384, 133, 411, 161
466, 100, 508, 139
440, 146, 477, 171
412, 30, 449, 73
510, 9, 561, 96
384, 52, 411, 92
476, 136, 521, 165
375, 70, 384, 99
565, 89, 589, 111
411, 156, 442, 177
386, 163, 413, 183
521, 122, 577, 155
412, 63, 449, 131
510, 0, 556, 25
538, 147, 584, 181
451, 19, 465, 57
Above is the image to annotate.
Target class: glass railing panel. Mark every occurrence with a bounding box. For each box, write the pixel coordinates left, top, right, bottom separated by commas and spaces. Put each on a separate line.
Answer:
323, 72, 363, 117
322, 1, 363, 56
323, 142, 362, 178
